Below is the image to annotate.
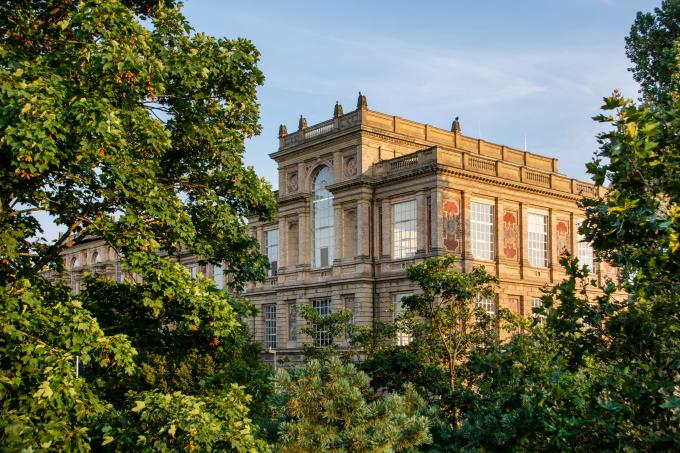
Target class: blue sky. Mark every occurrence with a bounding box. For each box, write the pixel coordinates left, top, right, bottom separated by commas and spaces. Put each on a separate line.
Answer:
183, 0, 658, 185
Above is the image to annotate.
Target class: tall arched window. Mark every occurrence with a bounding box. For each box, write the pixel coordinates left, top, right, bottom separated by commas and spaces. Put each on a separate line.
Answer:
312, 166, 334, 268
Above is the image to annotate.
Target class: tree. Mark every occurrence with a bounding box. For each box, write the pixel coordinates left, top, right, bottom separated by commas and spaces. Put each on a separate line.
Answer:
1, 0, 276, 450
272, 357, 431, 452
451, 70, 680, 452
400, 256, 500, 392
298, 303, 354, 361
625, 0, 680, 106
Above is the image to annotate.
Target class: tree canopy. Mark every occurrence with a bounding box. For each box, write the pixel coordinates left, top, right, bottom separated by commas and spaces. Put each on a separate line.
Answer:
1, 0, 275, 450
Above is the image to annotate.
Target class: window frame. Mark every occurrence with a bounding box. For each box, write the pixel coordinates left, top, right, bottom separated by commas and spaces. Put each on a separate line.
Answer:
392, 199, 418, 259
312, 167, 335, 269
577, 221, 595, 272
394, 292, 413, 346
476, 295, 496, 316
265, 228, 280, 277
263, 304, 277, 349
213, 263, 224, 289
527, 211, 549, 267
531, 297, 546, 325
470, 200, 495, 261
312, 298, 332, 346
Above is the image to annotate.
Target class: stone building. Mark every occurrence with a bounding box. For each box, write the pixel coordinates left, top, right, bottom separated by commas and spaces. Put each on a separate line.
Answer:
54, 93, 614, 362
245, 93, 613, 360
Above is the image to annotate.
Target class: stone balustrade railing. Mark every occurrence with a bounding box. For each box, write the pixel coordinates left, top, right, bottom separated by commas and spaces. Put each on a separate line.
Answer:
373, 146, 602, 198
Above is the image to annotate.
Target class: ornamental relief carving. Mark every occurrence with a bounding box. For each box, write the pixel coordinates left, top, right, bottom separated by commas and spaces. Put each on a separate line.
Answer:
556, 218, 570, 257
287, 171, 298, 193
502, 208, 519, 260
443, 198, 461, 252
344, 156, 357, 177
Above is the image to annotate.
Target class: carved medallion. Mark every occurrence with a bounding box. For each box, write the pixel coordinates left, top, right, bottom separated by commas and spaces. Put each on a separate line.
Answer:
344, 156, 357, 176
287, 171, 298, 193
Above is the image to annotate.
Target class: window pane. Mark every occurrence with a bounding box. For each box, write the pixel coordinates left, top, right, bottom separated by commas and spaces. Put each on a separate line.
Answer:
471, 202, 494, 260
312, 298, 332, 346
577, 223, 594, 271
266, 229, 279, 276
395, 293, 413, 346
532, 297, 546, 325
476, 296, 495, 315
527, 213, 548, 267
312, 167, 334, 268
264, 304, 277, 349
393, 200, 417, 259
213, 264, 224, 289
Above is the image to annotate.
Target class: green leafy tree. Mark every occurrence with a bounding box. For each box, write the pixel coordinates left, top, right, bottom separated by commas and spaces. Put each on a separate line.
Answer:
451, 53, 680, 452
272, 357, 431, 452
298, 304, 354, 361
1, 0, 276, 450
626, 0, 680, 106
400, 255, 500, 392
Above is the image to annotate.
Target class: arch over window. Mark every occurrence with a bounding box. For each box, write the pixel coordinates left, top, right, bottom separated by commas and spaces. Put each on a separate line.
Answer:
92, 251, 101, 265
312, 166, 334, 268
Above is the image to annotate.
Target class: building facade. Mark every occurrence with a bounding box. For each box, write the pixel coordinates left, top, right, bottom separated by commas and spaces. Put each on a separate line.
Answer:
245, 94, 612, 360
53, 94, 613, 362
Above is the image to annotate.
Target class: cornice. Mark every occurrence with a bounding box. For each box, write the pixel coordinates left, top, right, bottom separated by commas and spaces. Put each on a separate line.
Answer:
374, 163, 585, 202
270, 126, 361, 160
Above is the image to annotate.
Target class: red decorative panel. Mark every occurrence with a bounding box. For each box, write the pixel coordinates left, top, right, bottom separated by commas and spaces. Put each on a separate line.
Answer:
443, 199, 460, 252
556, 219, 570, 257
503, 209, 519, 260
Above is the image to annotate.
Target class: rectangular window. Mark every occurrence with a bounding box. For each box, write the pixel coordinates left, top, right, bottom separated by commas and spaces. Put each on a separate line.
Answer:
527, 213, 548, 267
393, 200, 417, 259
344, 295, 356, 325
116, 261, 124, 283
265, 229, 279, 277
312, 298, 332, 346
264, 304, 277, 349
189, 264, 198, 279
213, 263, 224, 289
532, 297, 545, 324
288, 301, 298, 341
577, 223, 594, 271
471, 201, 494, 260
476, 296, 496, 315
507, 296, 522, 315
395, 293, 413, 346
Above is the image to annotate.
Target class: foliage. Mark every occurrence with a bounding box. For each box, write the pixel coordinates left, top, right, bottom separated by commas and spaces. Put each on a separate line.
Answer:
298, 303, 354, 361
101, 386, 265, 452
0, 0, 276, 450
0, 279, 136, 451
625, 0, 680, 107
272, 357, 431, 452
81, 271, 274, 421
449, 90, 680, 451
586, 94, 679, 294
400, 255, 500, 392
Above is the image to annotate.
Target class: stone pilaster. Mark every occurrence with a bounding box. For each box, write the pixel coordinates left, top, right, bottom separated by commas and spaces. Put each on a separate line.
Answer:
381, 198, 391, 259
416, 191, 427, 254
334, 205, 343, 262
278, 217, 287, 270
357, 200, 370, 258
